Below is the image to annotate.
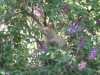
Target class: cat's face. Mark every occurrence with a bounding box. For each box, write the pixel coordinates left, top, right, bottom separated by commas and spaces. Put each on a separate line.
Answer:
42, 25, 53, 35
43, 27, 51, 35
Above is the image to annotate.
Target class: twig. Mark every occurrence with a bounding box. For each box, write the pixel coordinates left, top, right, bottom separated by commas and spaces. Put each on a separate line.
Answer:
75, 16, 82, 25
12, 10, 26, 15
26, 10, 43, 27
42, 10, 47, 26
32, 35, 42, 47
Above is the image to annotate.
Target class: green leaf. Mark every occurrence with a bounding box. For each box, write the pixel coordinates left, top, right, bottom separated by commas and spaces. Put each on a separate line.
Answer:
29, 0, 34, 2
57, 67, 61, 72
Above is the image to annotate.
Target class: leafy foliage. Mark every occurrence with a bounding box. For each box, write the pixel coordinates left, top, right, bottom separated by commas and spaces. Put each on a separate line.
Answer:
0, 0, 100, 75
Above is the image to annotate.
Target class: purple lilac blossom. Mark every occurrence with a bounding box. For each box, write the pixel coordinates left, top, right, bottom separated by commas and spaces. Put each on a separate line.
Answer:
34, 6, 42, 17
78, 38, 85, 47
60, 4, 69, 13
41, 45, 48, 52
75, 23, 82, 32
88, 47, 99, 60
67, 26, 75, 34
78, 61, 87, 71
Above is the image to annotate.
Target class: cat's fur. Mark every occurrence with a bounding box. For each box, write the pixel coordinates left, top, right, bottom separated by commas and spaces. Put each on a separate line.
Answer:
41, 25, 66, 47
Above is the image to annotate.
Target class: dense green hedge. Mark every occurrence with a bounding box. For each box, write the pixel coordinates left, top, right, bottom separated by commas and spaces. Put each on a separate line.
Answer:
0, 0, 100, 75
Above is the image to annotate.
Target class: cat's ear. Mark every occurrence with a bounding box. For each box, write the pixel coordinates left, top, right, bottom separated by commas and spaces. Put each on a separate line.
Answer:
48, 25, 52, 29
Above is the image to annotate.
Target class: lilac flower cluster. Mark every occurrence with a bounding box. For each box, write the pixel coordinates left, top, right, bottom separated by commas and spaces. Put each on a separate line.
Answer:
78, 38, 85, 47
78, 47, 99, 71
67, 23, 82, 34
60, 4, 69, 13
75, 23, 82, 32
41, 45, 48, 52
78, 61, 87, 71
88, 47, 99, 60
34, 6, 43, 17
67, 26, 75, 34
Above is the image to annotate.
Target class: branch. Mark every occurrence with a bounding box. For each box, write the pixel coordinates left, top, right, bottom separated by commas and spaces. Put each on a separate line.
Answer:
42, 10, 47, 26
12, 10, 26, 15
32, 35, 42, 47
75, 16, 82, 25
26, 10, 43, 27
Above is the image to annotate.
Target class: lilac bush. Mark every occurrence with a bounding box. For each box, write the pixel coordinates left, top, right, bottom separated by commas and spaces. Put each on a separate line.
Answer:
1, 0, 100, 75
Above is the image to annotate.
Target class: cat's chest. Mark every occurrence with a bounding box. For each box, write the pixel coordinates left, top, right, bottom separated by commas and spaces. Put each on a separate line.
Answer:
45, 34, 56, 41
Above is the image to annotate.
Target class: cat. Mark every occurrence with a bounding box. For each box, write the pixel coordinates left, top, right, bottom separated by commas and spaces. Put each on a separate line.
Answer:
41, 25, 66, 47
